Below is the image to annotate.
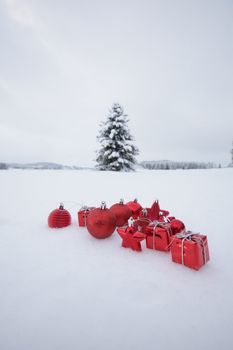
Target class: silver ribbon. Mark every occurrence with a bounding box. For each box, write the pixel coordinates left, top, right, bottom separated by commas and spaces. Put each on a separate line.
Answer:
80, 205, 92, 226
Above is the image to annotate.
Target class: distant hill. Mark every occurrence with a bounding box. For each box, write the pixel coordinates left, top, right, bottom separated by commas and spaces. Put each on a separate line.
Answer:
2, 162, 84, 170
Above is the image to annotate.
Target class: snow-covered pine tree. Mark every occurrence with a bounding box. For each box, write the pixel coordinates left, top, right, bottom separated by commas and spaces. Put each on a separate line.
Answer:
96, 103, 139, 171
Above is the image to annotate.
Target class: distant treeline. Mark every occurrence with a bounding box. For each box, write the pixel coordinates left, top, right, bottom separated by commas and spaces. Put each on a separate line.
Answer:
140, 161, 219, 170
0, 162, 8, 169
0, 161, 221, 171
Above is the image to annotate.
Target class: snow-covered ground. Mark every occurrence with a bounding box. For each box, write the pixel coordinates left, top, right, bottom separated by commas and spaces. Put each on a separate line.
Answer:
0, 168, 233, 350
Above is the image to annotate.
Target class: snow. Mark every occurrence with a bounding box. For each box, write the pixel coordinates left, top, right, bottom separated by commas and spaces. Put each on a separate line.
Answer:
108, 151, 119, 159
124, 144, 132, 151
109, 129, 116, 139
100, 139, 113, 147
0, 168, 233, 350
115, 115, 125, 122
103, 149, 111, 156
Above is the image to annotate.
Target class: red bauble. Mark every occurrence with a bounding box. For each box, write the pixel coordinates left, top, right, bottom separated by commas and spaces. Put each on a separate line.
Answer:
126, 199, 142, 219
170, 219, 185, 234
110, 199, 132, 226
86, 202, 117, 239
48, 203, 71, 228
134, 208, 151, 232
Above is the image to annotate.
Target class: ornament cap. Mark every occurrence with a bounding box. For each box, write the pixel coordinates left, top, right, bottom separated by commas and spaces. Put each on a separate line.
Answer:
134, 198, 138, 203
141, 208, 148, 217
119, 198, 124, 205
101, 201, 107, 210
59, 203, 64, 210
128, 217, 134, 227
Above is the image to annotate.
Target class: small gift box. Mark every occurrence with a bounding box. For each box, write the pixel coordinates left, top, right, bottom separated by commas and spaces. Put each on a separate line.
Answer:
170, 232, 210, 270
145, 222, 173, 251
117, 226, 146, 252
78, 206, 95, 227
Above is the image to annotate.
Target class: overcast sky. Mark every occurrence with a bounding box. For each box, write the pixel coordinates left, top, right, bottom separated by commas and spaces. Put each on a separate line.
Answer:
0, 0, 232, 166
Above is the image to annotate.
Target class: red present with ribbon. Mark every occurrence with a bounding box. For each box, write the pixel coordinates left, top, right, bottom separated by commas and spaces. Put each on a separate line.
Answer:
78, 206, 95, 227
145, 222, 173, 251
170, 232, 210, 270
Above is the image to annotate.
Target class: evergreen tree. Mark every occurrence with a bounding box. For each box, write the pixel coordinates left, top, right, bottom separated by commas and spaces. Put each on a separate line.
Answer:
96, 103, 139, 171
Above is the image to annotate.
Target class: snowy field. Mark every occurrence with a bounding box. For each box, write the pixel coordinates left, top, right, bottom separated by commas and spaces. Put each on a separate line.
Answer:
0, 168, 233, 350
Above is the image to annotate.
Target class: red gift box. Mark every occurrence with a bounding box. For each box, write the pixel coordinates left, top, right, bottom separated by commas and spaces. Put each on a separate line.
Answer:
78, 207, 95, 227
170, 232, 210, 270
145, 222, 173, 251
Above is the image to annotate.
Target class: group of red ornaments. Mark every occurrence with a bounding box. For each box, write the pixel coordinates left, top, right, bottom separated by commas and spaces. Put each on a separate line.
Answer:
48, 199, 210, 271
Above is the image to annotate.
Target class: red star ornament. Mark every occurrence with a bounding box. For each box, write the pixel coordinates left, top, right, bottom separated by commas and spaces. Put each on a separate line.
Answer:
117, 227, 146, 252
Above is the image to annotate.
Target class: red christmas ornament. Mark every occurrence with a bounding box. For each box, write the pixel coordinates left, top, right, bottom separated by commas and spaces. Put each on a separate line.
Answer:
110, 199, 132, 227
48, 203, 71, 228
86, 202, 116, 239
147, 200, 160, 221
170, 219, 185, 234
134, 208, 151, 233
117, 226, 146, 252
126, 199, 142, 219
138, 208, 150, 220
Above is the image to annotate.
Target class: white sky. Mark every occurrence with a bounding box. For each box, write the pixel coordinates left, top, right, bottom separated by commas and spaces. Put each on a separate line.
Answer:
0, 0, 232, 166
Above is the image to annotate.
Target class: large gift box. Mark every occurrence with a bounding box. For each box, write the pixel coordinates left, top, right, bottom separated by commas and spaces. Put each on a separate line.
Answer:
78, 207, 95, 227
145, 222, 173, 252
170, 232, 210, 270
